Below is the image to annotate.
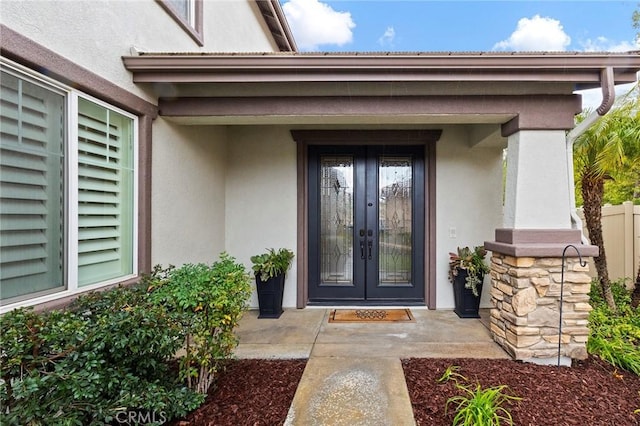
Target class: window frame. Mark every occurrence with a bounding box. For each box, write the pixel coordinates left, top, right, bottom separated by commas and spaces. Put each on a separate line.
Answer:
0, 67, 68, 303
156, 0, 204, 46
0, 60, 139, 312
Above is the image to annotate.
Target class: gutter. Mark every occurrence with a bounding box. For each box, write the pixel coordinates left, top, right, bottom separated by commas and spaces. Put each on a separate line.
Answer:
567, 67, 615, 243
255, 0, 298, 52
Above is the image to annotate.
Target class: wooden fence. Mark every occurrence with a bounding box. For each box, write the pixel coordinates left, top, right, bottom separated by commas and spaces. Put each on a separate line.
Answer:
577, 201, 640, 285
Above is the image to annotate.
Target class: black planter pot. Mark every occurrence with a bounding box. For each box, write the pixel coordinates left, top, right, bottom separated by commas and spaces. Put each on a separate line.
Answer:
256, 273, 285, 319
453, 268, 483, 319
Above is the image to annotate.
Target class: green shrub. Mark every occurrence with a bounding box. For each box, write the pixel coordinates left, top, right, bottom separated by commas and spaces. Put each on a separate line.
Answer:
0, 252, 251, 424
148, 252, 252, 394
0, 285, 203, 425
588, 280, 640, 375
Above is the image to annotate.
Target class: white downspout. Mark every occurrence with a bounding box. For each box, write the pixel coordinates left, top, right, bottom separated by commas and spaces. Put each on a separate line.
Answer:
567, 67, 615, 243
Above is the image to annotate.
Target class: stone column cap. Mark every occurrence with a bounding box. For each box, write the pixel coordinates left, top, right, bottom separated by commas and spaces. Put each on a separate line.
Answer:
485, 228, 599, 257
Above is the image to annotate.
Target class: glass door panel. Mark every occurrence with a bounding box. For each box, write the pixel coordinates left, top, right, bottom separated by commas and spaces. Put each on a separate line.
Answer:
319, 156, 354, 286
378, 156, 412, 285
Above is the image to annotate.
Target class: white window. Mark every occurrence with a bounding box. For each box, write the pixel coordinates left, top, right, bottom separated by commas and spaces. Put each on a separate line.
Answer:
0, 63, 137, 309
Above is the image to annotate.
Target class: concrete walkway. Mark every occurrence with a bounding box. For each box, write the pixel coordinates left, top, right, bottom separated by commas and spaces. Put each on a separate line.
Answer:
235, 308, 509, 425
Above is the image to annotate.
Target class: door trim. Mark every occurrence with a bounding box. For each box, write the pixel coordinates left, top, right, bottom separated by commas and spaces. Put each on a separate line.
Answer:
292, 130, 441, 308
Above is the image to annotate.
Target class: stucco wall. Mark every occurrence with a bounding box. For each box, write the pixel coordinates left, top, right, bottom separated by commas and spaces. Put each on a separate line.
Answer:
436, 126, 505, 309
151, 122, 228, 266
0, 0, 277, 101
224, 126, 298, 308
220, 125, 503, 310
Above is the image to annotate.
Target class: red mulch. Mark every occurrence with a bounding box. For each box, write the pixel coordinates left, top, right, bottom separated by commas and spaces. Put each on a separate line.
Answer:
403, 357, 640, 426
169, 359, 307, 426
170, 356, 640, 425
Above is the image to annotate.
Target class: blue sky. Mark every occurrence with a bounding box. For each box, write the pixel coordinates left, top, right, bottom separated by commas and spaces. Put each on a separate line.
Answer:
279, 0, 639, 108
280, 0, 639, 52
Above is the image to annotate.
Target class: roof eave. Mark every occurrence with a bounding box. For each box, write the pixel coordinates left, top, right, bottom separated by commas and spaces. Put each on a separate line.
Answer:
255, 0, 297, 52
122, 52, 640, 86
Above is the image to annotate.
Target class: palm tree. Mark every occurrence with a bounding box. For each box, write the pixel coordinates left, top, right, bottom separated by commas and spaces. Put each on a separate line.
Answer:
574, 84, 640, 311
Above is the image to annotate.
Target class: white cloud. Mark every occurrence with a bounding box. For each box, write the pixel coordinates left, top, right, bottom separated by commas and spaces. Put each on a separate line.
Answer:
493, 15, 571, 51
579, 36, 639, 52
576, 81, 638, 111
378, 26, 396, 48
282, 0, 355, 51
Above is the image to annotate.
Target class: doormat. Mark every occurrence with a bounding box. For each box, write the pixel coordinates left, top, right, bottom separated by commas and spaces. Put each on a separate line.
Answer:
328, 309, 415, 323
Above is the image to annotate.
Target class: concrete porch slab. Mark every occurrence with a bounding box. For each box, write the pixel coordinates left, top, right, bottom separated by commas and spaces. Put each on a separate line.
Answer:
310, 341, 509, 359
315, 309, 498, 346
233, 343, 314, 359
235, 308, 325, 359
310, 309, 508, 358
235, 308, 509, 360
236, 308, 326, 344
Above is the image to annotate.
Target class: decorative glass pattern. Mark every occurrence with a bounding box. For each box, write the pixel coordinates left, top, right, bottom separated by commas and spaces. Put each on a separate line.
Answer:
320, 156, 353, 285
378, 156, 412, 285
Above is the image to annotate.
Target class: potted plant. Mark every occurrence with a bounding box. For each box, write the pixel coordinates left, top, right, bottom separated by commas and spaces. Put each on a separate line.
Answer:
448, 245, 490, 318
250, 248, 295, 318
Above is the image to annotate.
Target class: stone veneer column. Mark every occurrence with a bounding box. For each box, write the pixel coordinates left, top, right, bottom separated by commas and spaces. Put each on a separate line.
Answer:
489, 254, 592, 363
486, 130, 599, 365
485, 229, 598, 365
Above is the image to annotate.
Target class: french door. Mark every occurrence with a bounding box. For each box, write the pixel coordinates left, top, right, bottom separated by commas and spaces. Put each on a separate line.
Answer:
308, 145, 425, 303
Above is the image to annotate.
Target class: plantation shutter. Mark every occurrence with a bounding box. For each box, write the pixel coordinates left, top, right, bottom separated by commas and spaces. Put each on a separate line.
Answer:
0, 71, 65, 301
77, 98, 134, 286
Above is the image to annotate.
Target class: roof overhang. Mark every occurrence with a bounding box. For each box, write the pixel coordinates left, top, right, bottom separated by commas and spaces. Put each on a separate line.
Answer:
157, 94, 581, 131
123, 52, 640, 88
122, 52, 640, 132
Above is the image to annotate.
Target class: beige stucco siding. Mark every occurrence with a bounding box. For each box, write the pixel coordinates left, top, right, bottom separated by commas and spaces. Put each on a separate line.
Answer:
225, 126, 298, 308
153, 124, 299, 308
209, 1, 278, 53
151, 122, 228, 266
436, 126, 504, 309
207, 124, 503, 310
0, 0, 277, 101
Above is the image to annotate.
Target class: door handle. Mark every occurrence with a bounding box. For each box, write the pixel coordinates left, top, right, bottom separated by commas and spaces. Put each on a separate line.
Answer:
360, 240, 365, 259
368, 240, 373, 260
